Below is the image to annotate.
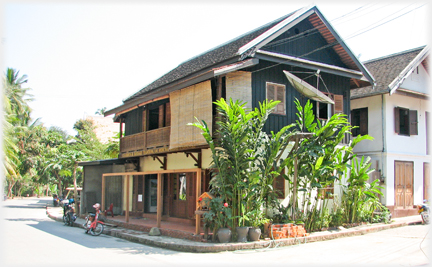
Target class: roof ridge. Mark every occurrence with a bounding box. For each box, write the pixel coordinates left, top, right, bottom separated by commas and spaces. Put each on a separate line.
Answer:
178, 12, 296, 66
123, 11, 296, 102
363, 45, 426, 64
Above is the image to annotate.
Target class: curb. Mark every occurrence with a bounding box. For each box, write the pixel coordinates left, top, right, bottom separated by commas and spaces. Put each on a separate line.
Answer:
46, 208, 423, 253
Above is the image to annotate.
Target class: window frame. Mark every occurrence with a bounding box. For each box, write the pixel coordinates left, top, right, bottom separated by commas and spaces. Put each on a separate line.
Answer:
351, 107, 368, 136
394, 107, 418, 136
266, 82, 286, 115
313, 93, 344, 121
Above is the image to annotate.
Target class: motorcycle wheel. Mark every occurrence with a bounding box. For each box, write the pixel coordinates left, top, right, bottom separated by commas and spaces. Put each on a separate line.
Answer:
64, 214, 70, 226
91, 222, 104, 236
63, 215, 67, 225
421, 212, 430, 224
68, 213, 74, 227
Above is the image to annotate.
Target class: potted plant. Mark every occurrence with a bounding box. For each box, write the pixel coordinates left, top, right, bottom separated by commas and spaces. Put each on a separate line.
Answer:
205, 197, 232, 243
246, 209, 270, 241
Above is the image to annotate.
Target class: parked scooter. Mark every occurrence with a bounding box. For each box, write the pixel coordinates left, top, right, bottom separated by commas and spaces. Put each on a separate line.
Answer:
52, 194, 60, 207
83, 203, 105, 236
417, 200, 430, 224
62, 198, 76, 227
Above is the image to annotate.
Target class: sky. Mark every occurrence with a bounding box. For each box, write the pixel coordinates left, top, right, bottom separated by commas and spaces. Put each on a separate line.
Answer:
2, 0, 430, 136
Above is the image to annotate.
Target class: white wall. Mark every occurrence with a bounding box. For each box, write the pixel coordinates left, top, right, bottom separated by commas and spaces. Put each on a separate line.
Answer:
351, 87, 430, 208
384, 93, 429, 155
351, 94, 383, 153
399, 64, 430, 95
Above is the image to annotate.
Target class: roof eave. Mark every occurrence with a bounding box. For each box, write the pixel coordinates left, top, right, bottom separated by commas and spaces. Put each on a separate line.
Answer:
238, 5, 375, 87
104, 58, 259, 117
389, 45, 430, 95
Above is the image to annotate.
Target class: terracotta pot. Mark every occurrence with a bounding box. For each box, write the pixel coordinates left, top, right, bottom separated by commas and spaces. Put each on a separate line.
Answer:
236, 226, 249, 242
248, 227, 261, 241
217, 228, 231, 243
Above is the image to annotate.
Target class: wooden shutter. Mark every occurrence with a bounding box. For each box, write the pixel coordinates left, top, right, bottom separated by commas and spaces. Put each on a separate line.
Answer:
359, 108, 368, 135
165, 102, 171, 127
267, 82, 285, 115
424, 163, 430, 202
276, 85, 285, 115
273, 169, 285, 199
159, 105, 165, 128
333, 94, 344, 114
394, 107, 400, 134
267, 83, 275, 101
169, 81, 212, 150
404, 162, 414, 208
142, 109, 147, 132
409, 110, 418, 135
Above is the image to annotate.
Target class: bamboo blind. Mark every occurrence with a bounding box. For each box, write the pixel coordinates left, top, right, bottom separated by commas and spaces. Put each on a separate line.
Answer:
169, 80, 212, 150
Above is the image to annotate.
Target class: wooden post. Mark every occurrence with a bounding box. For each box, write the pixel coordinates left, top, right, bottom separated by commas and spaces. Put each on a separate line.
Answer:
101, 175, 106, 212
157, 173, 162, 228
126, 175, 130, 223
195, 170, 202, 235
292, 135, 299, 221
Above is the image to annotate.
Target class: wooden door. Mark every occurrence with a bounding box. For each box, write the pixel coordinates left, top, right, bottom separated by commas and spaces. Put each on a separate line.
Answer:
395, 161, 414, 209
171, 173, 187, 218
424, 163, 430, 201
170, 173, 196, 219
132, 175, 144, 212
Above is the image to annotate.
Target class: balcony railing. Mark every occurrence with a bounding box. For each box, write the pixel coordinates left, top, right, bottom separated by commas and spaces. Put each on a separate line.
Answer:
120, 127, 170, 155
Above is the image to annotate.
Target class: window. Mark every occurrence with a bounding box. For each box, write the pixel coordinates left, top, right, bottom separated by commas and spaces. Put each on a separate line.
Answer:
351, 108, 368, 136
179, 174, 187, 201
312, 93, 344, 120
394, 107, 418, 136
266, 82, 286, 115
144, 102, 171, 131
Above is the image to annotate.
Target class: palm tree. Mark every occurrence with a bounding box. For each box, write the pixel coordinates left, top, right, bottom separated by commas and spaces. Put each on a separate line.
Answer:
3, 68, 34, 197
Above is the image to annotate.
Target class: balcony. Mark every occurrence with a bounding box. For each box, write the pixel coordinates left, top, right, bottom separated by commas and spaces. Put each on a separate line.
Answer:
120, 127, 170, 157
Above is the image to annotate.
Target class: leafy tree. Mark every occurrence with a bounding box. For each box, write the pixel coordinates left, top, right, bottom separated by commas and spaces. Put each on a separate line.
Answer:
286, 99, 373, 231
95, 107, 107, 115
3, 68, 34, 197
191, 98, 296, 229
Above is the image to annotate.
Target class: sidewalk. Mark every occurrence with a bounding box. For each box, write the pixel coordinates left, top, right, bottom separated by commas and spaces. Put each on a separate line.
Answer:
46, 206, 423, 253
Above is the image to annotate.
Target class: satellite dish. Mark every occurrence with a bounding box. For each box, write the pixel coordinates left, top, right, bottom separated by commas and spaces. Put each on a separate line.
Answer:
283, 70, 334, 104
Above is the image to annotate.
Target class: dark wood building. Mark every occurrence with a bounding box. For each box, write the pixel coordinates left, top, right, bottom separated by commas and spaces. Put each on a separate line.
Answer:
83, 5, 375, 232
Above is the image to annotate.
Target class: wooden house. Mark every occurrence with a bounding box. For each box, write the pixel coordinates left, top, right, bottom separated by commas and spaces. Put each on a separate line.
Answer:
351, 46, 430, 218
81, 5, 375, 232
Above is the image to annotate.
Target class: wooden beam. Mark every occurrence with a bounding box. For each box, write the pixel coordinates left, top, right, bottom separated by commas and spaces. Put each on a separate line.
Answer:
292, 135, 299, 221
152, 156, 167, 170
126, 175, 130, 223
195, 169, 202, 235
157, 173, 162, 228
102, 168, 204, 177
101, 175, 106, 212
185, 152, 201, 168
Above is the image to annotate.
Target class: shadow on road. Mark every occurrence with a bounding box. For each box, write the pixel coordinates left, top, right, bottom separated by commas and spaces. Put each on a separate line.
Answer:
4, 198, 182, 256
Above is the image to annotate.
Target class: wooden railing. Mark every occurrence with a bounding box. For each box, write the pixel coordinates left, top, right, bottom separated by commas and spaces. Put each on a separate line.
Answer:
120, 127, 170, 154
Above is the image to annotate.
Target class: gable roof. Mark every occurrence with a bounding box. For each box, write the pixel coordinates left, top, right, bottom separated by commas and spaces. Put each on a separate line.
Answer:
351, 46, 429, 99
106, 5, 373, 116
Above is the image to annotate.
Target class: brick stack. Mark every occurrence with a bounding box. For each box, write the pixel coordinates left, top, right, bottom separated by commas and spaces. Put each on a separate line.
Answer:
268, 223, 309, 239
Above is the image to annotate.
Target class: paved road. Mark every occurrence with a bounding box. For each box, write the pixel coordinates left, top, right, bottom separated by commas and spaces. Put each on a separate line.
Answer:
1, 197, 430, 267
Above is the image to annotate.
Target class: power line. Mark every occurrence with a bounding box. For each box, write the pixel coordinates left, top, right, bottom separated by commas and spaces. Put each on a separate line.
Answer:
345, 4, 426, 40
253, 4, 426, 74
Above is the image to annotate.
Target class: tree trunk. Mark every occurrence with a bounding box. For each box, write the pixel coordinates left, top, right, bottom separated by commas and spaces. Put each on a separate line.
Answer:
8, 179, 16, 198
72, 162, 79, 215
56, 173, 63, 198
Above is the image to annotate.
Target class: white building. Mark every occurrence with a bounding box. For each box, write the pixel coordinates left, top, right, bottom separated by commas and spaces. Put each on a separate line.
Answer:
351, 46, 430, 218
